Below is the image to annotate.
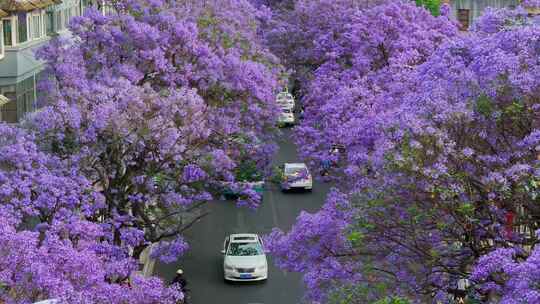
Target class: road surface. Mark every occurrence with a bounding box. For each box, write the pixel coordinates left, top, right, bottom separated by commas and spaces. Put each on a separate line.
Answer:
155, 128, 330, 304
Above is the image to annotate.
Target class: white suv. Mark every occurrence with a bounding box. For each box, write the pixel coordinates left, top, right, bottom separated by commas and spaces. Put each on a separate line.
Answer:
281, 163, 313, 191
278, 107, 295, 126
276, 91, 295, 110
222, 234, 268, 281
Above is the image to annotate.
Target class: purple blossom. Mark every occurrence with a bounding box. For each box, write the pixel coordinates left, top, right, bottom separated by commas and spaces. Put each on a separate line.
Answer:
182, 164, 208, 183
150, 237, 190, 264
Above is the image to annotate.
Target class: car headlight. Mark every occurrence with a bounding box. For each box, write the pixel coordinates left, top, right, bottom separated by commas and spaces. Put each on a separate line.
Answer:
225, 264, 234, 270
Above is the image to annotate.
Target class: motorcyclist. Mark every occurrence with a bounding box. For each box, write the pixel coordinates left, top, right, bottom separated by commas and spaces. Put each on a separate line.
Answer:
172, 269, 188, 295
320, 158, 331, 176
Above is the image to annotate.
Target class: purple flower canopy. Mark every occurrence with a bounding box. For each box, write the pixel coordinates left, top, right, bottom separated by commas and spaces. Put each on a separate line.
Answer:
261, 0, 540, 303
3, 0, 540, 302
1, 0, 281, 302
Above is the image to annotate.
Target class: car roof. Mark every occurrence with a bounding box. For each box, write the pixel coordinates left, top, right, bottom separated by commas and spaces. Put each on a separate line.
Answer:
277, 97, 293, 102
277, 99, 293, 104
284, 163, 307, 168
229, 233, 259, 243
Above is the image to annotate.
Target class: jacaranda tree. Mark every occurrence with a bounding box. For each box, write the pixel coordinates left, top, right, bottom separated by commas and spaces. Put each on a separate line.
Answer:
262, 0, 386, 94
0, 124, 183, 303
0, 0, 282, 302
266, 3, 540, 304
30, 0, 281, 260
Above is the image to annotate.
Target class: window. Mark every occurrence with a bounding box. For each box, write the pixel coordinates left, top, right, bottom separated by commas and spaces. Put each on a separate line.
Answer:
2, 19, 12, 46
457, 9, 470, 31
46, 11, 53, 35
16, 76, 36, 121
17, 12, 28, 43
226, 242, 264, 256
0, 86, 16, 123
0, 25, 3, 59
82, 0, 93, 14
64, 8, 71, 28
55, 10, 62, 31
63, 7, 77, 28
32, 14, 41, 39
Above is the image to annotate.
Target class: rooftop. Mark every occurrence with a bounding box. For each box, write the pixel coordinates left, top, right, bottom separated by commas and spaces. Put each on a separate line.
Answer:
0, 0, 59, 12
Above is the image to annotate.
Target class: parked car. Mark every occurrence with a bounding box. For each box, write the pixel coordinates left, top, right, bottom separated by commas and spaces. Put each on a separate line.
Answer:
276, 91, 295, 110
222, 233, 268, 281
281, 163, 312, 191
277, 107, 295, 126
330, 143, 346, 155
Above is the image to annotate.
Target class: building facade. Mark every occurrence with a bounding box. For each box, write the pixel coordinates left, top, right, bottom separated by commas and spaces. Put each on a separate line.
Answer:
445, 0, 520, 30
0, 0, 84, 122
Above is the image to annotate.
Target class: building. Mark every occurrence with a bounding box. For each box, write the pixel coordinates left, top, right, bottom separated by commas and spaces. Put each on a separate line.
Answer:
0, 0, 84, 122
445, 0, 520, 30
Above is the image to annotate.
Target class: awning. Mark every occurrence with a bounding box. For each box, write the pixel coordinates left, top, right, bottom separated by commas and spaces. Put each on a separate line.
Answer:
0, 0, 56, 12
527, 7, 540, 16
29, 0, 55, 8
0, 95, 10, 107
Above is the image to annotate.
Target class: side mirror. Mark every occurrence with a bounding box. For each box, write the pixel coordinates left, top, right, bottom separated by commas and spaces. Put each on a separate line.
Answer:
221, 249, 226, 254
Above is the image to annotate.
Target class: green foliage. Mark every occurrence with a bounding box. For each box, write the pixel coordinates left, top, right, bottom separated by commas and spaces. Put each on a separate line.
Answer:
415, 0, 441, 16
347, 231, 364, 246
475, 94, 493, 117
501, 100, 526, 123
270, 165, 284, 184
372, 297, 411, 304
327, 284, 370, 304
457, 202, 474, 216
235, 159, 263, 182
465, 298, 482, 304
327, 284, 411, 304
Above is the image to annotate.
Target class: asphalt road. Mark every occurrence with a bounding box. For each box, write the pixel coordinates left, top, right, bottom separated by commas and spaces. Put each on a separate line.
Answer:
155, 128, 331, 304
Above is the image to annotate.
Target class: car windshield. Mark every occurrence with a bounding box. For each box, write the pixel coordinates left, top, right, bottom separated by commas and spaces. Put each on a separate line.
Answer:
285, 166, 307, 175
227, 242, 264, 256
277, 93, 292, 99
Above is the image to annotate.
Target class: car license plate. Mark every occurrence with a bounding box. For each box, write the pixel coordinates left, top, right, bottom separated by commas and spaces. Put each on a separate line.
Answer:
240, 274, 252, 279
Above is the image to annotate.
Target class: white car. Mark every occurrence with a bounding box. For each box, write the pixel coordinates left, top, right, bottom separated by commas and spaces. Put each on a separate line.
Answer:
278, 108, 295, 126
276, 91, 295, 110
222, 233, 268, 282
281, 163, 313, 191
